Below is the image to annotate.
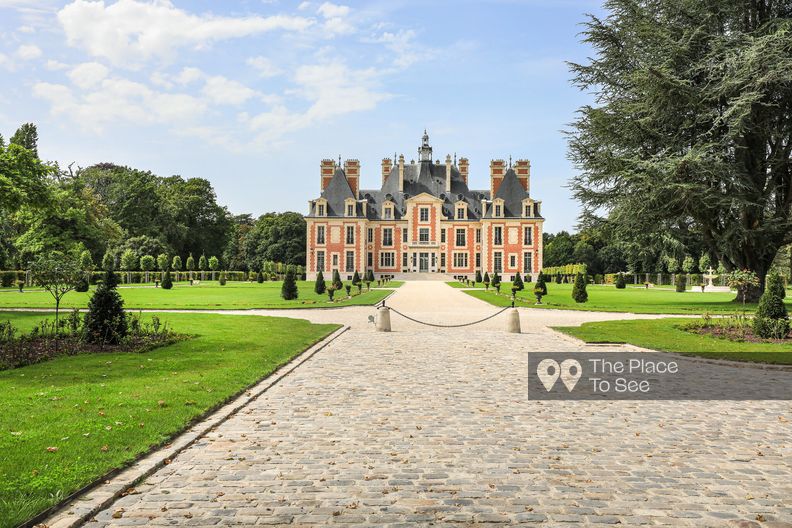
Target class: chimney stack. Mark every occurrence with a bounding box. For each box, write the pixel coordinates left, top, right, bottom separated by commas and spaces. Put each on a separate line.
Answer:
515, 159, 530, 193
490, 159, 505, 197
398, 154, 405, 193
381, 157, 392, 185
458, 157, 469, 185
320, 159, 335, 191
344, 159, 360, 196
445, 154, 452, 193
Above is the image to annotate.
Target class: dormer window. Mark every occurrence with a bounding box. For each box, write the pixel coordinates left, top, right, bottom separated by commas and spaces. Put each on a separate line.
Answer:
455, 202, 466, 220
524, 204, 531, 217
316, 200, 327, 217
383, 203, 394, 220
347, 204, 354, 217
494, 204, 502, 217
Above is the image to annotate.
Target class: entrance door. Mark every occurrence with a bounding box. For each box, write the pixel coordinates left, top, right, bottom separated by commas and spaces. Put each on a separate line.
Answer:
419, 252, 429, 272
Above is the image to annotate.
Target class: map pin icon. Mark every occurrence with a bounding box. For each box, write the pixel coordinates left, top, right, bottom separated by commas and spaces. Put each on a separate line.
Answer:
560, 359, 582, 392
537, 359, 560, 391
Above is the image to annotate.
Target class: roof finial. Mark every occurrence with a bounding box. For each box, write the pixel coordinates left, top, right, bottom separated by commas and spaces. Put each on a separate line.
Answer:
454, 152, 457, 165
509, 155, 512, 168
338, 155, 342, 166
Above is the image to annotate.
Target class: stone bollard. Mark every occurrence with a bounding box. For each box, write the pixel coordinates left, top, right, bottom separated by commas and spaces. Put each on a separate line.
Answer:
376, 306, 392, 332
506, 308, 521, 334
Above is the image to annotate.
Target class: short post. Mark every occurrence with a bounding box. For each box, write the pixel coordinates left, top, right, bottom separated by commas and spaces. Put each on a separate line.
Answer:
506, 308, 521, 334
376, 306, 391, 332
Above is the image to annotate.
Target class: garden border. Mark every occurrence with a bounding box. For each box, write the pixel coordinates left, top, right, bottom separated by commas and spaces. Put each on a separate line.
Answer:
26, 324, 350, 528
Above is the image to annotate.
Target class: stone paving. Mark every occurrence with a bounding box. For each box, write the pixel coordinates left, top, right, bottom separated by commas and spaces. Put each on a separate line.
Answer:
48, 283, 792, 527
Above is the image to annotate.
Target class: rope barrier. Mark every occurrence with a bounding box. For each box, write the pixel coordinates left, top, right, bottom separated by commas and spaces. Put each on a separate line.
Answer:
383, 305, 512, 328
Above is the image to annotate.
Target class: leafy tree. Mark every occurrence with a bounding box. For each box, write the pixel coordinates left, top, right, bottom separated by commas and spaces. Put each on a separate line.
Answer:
120, 248, 137, 274
665, 257, 680, 275
542, 231, 575, 267
79, 249, 94, 271
699, 254, 712, 274
314, 270, 326, 294
113, 235, 171, 263
198, 254, 207, 280
172, 255, 182, 275
101, 250, 115, 271
243, 212, 306, 270
186, 253, 195, 272
281, 267, 298, 300
84, 268, 127, 345
208, 255, 219, 280
682, 256, 696, 274
726, 269, 760, 307
140, 255, 155, 282
572, 273, 588, 303
157, 253, 169, 271
30, 252, 81, 333
568, 0, 792, 301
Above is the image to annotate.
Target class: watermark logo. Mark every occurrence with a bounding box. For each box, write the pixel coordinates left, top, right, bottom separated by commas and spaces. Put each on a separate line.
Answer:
536, 359, 581, 391
528, 352, 792, 400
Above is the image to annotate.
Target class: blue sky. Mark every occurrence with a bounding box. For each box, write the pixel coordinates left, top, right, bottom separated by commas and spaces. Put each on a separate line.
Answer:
0, 0, 603, 233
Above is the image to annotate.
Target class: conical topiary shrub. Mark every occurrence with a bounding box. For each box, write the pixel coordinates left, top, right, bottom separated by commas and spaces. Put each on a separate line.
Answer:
767, 272, 786, 299
281, 267, 298, 300
314, 270, 326, 295
352, 271, 361, 286
535, 274, 547, 296
572, 272, 588, 303
332, 269, 343, 290
84, 269, 127, 345
475, 270, 482, 284
512, 272, 524, 292
752, 287, 789, 338
161, 270, 173, 290
615, 273, 626, 289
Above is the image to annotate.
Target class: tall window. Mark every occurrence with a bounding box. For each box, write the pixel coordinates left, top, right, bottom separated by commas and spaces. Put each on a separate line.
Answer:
509, 254, 516, 268
380, 252, 395, 267
346, 225, 355, 244
440, 253, 446, 268
524, 204, 531, 217
332, 254, 338, 267
455, 228, 466, 247
419, 207, 429, 222
347, 203, 355, 217
317, 203, 325, 216
367, 252, 373, 267
440, 229, 446, 243
523, 251, 533, 274
346, 251, 355, 272
316, 225, 326, 244
456, 207, 465, 220
402, 228, 408, 243
453, 253, 468, 268
402, 252, 408, 268
419, 228, 430, 243
316, 251, 325, 271
476, 252, 481, 268
494, 226, 503, 245
382, 228, 393, 246
383, 206, 393, 220
494, 204, 502, 217
476, 229, 481, 243
523, 226, 533, 245
367, 228, 373, 243
494, 252, 503, 272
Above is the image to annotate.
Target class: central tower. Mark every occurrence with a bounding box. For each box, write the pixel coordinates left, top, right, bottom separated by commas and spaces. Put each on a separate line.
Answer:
418, 129, 433, 162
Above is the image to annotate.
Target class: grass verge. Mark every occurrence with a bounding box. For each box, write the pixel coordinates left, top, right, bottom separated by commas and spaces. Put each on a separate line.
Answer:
554, 318, 792, 364
0, 311, 339, 528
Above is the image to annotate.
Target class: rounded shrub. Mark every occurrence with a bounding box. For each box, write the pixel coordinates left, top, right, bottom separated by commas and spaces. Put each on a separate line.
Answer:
615, 273, 626, 289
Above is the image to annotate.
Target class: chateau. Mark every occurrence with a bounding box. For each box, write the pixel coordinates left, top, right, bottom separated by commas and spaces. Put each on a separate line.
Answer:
305, 132, 544, 280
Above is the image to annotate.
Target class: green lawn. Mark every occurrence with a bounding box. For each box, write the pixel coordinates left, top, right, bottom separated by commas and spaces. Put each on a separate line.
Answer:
555, 318, 792, 364
0, 280, 396, 310
0, 311, 339, 528
460, 282, 780, 314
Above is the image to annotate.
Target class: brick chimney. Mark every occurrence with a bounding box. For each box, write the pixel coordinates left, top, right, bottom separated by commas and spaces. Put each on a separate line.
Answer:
458, 157, 469, 185
320, 159, 335, 191
344, 159, 359, 196
515, 159, 530, 193
490, 159, 505, 196
381, 157, 393, 185
445, 154, 452, 193
398, 154, 405, 193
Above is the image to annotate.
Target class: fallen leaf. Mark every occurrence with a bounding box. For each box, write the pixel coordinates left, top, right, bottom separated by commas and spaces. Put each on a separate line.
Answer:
100, 445, 109, 452
46, 446, 58, 453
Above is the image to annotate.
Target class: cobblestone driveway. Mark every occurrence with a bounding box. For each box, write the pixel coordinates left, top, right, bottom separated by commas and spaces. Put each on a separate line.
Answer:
56, 283, 792, 526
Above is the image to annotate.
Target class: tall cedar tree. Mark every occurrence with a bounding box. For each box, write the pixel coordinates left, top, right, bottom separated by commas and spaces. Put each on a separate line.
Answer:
84, 269, 127, 344
568, 0, 792, 301
281, 267, 298, 300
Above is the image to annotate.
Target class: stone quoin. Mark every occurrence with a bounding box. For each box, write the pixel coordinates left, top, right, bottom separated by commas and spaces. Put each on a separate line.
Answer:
305, 131, 544, 280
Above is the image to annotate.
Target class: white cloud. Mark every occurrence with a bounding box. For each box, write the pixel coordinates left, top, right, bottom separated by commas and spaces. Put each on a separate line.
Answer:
57, 0, 314, 67
176, 67, 204, 85
246, 56, 282, 78
202, 76, 258, 105
367, 29, 425, 69
68, 62, 109, 88
18, 25, 36, 33
16, 44, 42, 60
297, 1, 312, 10
316, 2, 353, 35
45, 59, 69, 70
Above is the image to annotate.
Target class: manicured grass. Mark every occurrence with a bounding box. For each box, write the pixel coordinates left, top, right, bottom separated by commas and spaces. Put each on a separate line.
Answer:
0, 311, 339, 528
461, 282, 785, 314
555, 318, 792, 364
0, 281, 395, 310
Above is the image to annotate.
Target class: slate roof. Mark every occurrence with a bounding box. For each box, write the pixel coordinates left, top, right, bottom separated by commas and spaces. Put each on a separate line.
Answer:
309, 154, 541, 221
484, 168, 530, 218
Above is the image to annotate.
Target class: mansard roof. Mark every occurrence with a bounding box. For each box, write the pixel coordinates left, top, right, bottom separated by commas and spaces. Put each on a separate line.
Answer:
359, 161, 490, 220
319, 167, 356, 217
484, 168, 530, 218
